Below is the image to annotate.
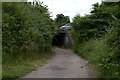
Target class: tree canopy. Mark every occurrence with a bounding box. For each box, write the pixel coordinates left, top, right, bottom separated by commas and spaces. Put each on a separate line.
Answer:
55, 14, 70, 27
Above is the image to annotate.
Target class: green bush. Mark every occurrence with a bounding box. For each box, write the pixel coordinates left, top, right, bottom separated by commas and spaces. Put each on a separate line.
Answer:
2, 2, 56, 64
72, 2, 120, 78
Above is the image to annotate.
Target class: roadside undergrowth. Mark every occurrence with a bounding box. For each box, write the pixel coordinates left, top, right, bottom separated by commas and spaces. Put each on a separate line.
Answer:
2, 52, 53, 80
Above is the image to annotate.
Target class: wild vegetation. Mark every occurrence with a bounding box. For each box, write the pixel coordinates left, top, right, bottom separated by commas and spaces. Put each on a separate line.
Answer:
2, 2, 56, 79
2, 1, 120, 79
72, 2, 120, 78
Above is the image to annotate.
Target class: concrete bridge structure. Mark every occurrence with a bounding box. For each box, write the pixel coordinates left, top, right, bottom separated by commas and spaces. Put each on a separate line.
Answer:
52, 25, 73, 48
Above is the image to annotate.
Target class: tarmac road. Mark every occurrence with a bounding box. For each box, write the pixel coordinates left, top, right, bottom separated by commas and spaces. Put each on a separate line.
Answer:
24, 47, 96, 78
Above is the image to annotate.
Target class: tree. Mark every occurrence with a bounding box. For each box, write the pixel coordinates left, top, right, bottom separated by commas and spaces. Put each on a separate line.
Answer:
72, 2, 120, 78
55, 14, 70, 27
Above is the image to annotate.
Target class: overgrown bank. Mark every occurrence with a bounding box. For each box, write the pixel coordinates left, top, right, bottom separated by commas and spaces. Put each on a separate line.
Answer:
2, 2, 56, 79
72, 2, 120, 78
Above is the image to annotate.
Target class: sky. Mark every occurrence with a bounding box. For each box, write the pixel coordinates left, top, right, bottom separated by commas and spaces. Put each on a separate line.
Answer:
28, 0, 102, 21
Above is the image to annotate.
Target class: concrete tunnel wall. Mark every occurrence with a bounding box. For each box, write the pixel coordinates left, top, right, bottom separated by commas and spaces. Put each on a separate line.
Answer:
52, 33, 72, 48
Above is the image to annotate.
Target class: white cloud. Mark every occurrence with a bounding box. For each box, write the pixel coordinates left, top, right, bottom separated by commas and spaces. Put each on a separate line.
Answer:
28, 0, 102, 21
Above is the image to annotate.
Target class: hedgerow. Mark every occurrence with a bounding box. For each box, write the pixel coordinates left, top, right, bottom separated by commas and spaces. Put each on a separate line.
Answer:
72, 2, 120, 78
2, 2, 56, 64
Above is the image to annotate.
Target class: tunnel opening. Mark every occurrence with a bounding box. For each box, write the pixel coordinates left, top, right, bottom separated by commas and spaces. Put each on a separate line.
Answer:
52, 33, 66, 48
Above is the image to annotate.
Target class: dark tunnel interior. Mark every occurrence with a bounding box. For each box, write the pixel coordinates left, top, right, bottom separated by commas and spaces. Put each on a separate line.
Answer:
52, 33, 66, 47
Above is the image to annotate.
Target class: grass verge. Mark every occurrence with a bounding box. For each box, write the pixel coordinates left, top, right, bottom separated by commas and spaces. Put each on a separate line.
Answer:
74, 37, 119, 78
2, 52, 53, 80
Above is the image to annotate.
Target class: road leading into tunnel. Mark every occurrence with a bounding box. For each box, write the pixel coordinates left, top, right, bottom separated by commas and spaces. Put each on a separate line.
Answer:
24, 47, 97, 78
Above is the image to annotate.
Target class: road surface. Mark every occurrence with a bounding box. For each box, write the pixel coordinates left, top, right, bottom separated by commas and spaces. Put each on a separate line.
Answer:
24, 47, 96, 78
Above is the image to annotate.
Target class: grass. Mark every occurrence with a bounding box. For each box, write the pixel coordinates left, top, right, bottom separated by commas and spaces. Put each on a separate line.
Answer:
74, 36, 119, 78
2, 52, 53, 80
0, 33, 2, 79
0, 59, 1, 79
